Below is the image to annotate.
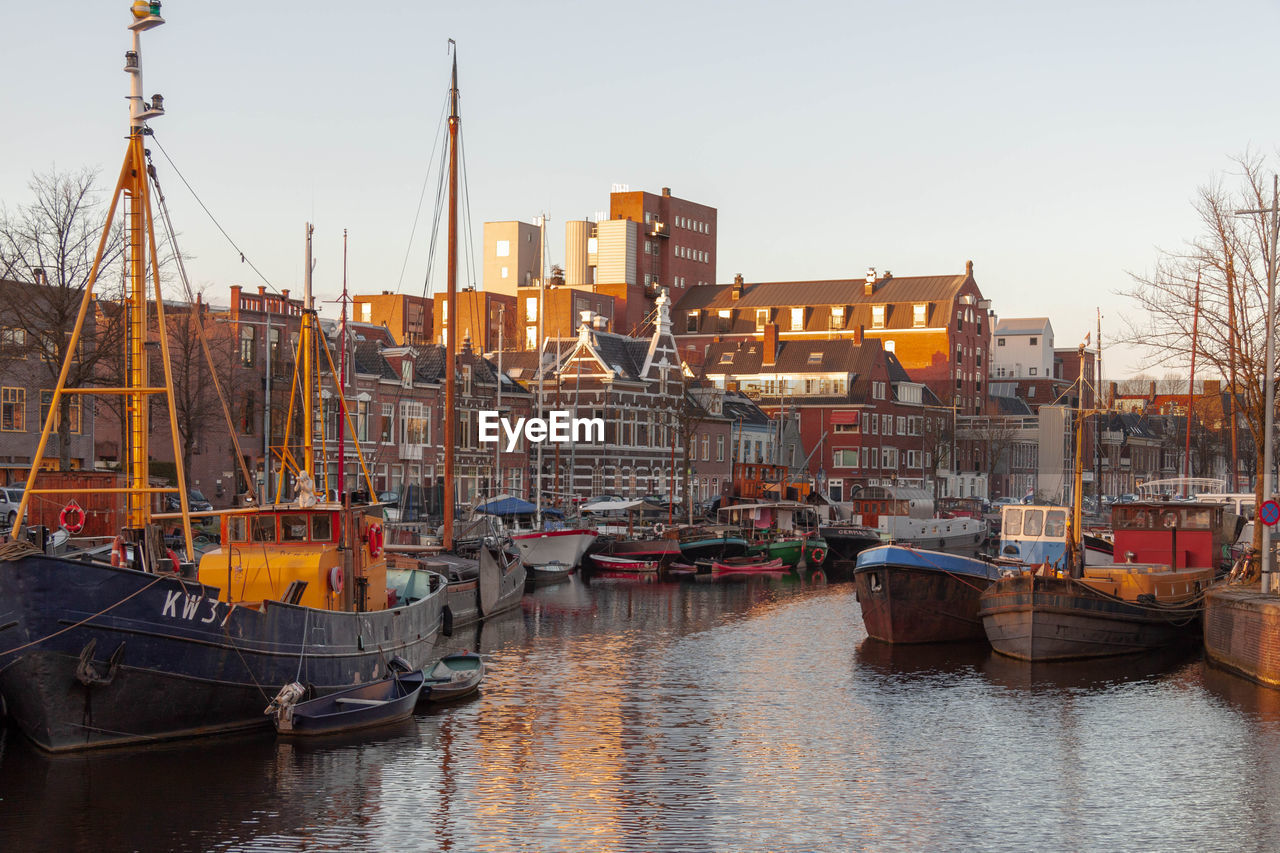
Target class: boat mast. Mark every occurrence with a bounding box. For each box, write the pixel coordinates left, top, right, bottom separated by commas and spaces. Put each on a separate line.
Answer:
443, 45, 459, 550
1072, 342, 1086, 575
12, 2, 193, 559
1184, 270, 1201, 494
338, 229, 349, 505
535, 214, 546, 528
302, 223, 316, 483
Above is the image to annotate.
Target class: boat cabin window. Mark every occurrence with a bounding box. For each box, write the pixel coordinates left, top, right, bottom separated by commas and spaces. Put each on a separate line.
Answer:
1023, 509, 1044, 537
1004, 509, 1022, 536
1044, 510, 1066, 538
228, 515, 248, 544
311, 512, 335, 541
280, 513, 308, 542
1115, 507, 1155, 530
250, 514, 277, 543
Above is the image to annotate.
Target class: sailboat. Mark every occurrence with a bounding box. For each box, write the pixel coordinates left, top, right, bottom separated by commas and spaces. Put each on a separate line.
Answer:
383, 44, 526, 627
0, 6, 448, 752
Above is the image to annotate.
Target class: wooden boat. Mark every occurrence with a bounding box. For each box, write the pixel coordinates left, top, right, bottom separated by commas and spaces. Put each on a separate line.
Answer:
710, 556, 785, 574
979, 501, 1225, 661
586, 553, 660, 573
677, 524, 749, 562
525, 560, 575, 583
422, 652, 485, 702
268, 669, 426, 736
0, 10, 447, 753
718, 501, 829, 568
854, 545, 1002, 643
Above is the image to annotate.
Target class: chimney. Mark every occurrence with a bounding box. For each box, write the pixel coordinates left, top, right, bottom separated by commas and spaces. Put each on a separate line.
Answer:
732, 273, 744, 301
966, 259, 974, 277
461, 330, 473, 356
864, 267, 877, 296
258, 285, 266, 297
1149, 380, 1156, 399
31, 267, 46, 285
1109, 381, 1118, 407
230, 285, 242, 315
662, 187, 671, 197
763, 323, 779, 366
281, 289, 290, 303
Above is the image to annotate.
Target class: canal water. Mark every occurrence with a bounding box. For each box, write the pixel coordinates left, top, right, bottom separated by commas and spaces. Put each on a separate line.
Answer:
3, 573, 1280, 851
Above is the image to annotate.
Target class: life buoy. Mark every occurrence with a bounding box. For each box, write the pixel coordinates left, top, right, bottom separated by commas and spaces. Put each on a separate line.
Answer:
110, 536, 126, 568
329, 565, 344, 594
366, 523, 384, 559
59, 503, 85, 534
809, 547, 826, 565
166, 548, 181, 574
653, 523, 665, 537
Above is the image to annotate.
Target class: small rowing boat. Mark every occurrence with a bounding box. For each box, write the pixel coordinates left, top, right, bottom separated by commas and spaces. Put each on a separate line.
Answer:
422, 652, 485, 702
267, 668, 426, 736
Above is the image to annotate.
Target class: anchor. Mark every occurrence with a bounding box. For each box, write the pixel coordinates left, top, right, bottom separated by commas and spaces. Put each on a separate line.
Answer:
75, 639, 126, 686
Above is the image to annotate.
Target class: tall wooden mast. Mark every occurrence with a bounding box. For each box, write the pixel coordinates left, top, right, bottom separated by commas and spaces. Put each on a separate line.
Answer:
12, 1, 193, 560
443, 45, 459, 549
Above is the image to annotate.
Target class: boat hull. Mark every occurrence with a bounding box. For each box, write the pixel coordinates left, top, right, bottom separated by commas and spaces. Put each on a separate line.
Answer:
853, 545, 1000, 644
0, 553, 444, 753
511, 529, 597, 571
679, 534, 749, 562
747, 536, 828, 568
276, 671, 425, 736
979, 572, 1200, 661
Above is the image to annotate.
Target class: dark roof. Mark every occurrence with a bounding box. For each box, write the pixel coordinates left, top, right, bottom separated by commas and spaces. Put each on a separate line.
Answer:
678, 273, 970, 313
992, 395, 1033, 416
722, 392, 773, 427
702, 338, 879, 376
584, 329, 650, 380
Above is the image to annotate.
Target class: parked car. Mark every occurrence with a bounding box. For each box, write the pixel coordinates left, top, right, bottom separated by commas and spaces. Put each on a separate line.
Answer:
164, 488, 214, 513
991, 497, 1019, 508
0, 486, 26, 528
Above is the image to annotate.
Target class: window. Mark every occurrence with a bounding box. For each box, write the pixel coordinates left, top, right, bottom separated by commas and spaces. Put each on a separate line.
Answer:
882, 414, 893, 435
280, 513, 308, 542
1030, 367, 1037, 376
807, 351, 822, 365
0, 327, 25, 347
1029, 386, 1036, 398
719, 352, 734, 364
791, 307, 804, 330
756, 309, 768, 330
360, 303, 372, 323
40, 390, 81, 434
871, 305, 885, 329
240, 325, 255, 366
883, 447, 898, 469
702, 433, 710, 461
687, 311, 699, 333
833, 449, 859, 468
831, 306, 845, 328
525, 325, 537, 350
495, 239, 510, 257
913, 303, 927, 328
718, 309, 731, 332
869, 448, 880, 468
311, 513, 334, 541
401, 402, 429, 446
997, 338, 1005, 347
1029, 337, 1038, 346
897, 416, 906, 435
381, 403, 393, 443
716, 435, 725, 462
250, 515, 277, 543
355, 399, 369, 442
500, 267, 509, 279
525, 297, 538, 323
1, 387, 23, 431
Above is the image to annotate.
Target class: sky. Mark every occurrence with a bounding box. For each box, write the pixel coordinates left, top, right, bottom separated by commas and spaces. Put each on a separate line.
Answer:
3, 1, 1279, 380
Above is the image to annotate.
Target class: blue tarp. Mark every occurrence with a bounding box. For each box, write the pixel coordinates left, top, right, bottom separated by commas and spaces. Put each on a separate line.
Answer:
474, 497, 564, 518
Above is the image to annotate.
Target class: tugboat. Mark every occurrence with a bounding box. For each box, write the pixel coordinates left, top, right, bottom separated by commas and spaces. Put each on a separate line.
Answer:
0, 5, 447, 753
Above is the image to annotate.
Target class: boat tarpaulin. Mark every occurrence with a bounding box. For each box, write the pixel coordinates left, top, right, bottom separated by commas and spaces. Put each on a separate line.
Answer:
474, 497, 563, 518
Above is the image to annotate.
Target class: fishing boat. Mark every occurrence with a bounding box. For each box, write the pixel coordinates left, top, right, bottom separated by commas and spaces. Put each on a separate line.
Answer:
853, 545, 1002, 643
421, 651, 484, 702
0, 7, 448, 753
979, 499, 1227, 661
817, 520, 882, 563
267, 667, 427, 736
717, 501, 828, 568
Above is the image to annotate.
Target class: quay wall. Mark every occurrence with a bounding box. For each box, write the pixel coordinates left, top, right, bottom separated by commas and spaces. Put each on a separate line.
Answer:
1204, 585, 1280, 688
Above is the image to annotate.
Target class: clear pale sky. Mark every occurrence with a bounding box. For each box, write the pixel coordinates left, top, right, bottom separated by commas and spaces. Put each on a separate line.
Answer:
3, 1, 1278, 380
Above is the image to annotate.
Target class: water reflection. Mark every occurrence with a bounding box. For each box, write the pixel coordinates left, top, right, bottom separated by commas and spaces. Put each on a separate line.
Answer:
4, 579, 1280, 850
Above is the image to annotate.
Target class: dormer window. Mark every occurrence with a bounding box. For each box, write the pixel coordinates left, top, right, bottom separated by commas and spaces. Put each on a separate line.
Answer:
831, 306, 845, 328
791, 307, 804, 330
686, 311, 699, 333
719, 352, 734, 364
756, 309, 768, 330
871, 305, 885, 330
401, 361, 413, 389
717, 309, 732, 332
913, 303, 927, 328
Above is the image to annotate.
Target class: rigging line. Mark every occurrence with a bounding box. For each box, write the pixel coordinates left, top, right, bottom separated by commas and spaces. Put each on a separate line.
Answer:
419, 133, 451, 301
458, 129, 477, 290
146, 153, 257, 497
396, 94, 451, 292
0, 573, 168, 657
149, 133, 278, 295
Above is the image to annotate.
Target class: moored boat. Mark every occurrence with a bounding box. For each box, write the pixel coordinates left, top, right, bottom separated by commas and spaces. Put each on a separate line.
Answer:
421, 651, 485, 702
268, 668, 427, 736
854, 545, 1001, 643
718, 501, 829, 568
979, 500, 1227, 661
0, 8, 449, 753
710, 555, 785, 574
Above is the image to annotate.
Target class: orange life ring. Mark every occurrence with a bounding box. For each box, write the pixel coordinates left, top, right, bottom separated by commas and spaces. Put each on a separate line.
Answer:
809, 547, 826, 564
166, 548, 181, 574
366, 523, 384, 559
59, 504, 85, 534
329, 565, 344, 594
110, 536, 126, 568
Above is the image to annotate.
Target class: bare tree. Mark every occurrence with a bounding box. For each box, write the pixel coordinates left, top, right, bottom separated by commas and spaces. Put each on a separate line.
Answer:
1122, 151, 1276, 549
0, 167, 126, 469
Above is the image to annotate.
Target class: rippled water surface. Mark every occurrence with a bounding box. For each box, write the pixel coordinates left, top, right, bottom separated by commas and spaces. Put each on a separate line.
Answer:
5, 573, 1280, 851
